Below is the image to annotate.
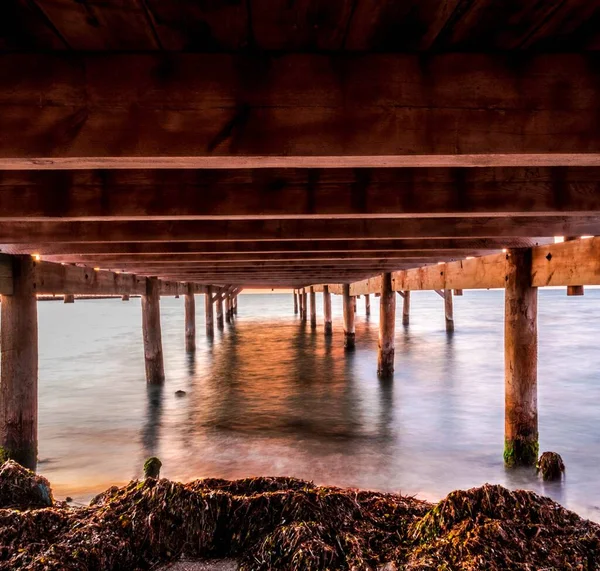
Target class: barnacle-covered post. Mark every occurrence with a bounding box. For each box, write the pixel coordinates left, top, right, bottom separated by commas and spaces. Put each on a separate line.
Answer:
343, 284, 355, 350
323, 285, 332, 336
377, 272, 396, 377
185, 283, 196, 351
142, 277, 165, 384
0, 255, 38, 470
309, 286, 317, 329
504, 248, 538, 467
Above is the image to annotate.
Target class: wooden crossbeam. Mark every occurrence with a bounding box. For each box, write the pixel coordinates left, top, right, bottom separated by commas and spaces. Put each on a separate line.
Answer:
0, 218, 598, 243
1, 168, 600, 219
0, 54, 598, 170
0, 254, 208, 296
311, 237, 600, 294
0, 238, 547, 256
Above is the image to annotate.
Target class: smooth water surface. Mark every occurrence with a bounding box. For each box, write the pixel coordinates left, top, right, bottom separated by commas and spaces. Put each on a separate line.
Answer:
29, 291, 600, 519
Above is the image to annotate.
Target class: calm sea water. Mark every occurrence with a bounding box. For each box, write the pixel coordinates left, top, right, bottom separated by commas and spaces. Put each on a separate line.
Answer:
31, 291, 600, 520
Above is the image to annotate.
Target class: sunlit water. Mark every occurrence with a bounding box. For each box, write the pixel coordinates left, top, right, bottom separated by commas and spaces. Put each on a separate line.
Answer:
26, 291, 600, 519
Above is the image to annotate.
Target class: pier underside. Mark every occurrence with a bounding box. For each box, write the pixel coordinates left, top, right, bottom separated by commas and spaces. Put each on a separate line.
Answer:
0, 0, 599, 469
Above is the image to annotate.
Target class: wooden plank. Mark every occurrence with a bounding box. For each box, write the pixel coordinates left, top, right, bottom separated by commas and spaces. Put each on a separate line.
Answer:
0, 218, 597, 243
0, 254, 13, 295
32, 0, 159, 50
350, 276, 382, 296
2, 238, 546, 255
3, 167, 600, 220
0, 53, 599, 169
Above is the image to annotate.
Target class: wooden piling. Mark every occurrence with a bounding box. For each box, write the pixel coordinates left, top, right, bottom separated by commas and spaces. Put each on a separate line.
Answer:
504, 248, 538, 467
233, 294, 238, 316
185, 283, 196, 350
122, 294, 130, 301
301, 288, 308, 323
566, 237, 584, 296
293, 290, 298, 314
0, 255, 38, 470
454, 289, 464, 296
63, 293, 74, 303
343, 284, 355, 350
402, 291, 410, 326
323, 285, 332, 336
216, 295, 224, 329
142, 277, 165, 384
365, 294, 371, 316
444, 289, 454, 333
205, 285, 214, 338
309, 286, 317, 329
225, 295, 231, 324
378, 272, 396, 377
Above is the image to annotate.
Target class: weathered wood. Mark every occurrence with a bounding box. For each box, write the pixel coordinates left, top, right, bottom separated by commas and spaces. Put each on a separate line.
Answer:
293, 290, 298, 314
402, 291, 410, 326
233, 294, 238, 316
444, 289, 454, 333
63, 293, 74, 303
225, 295, 231, 324
309, 286, 317, 329
343, 284, 355, 350
454, 289, 464, 296
141, 277, 165, 384
434, 289, 444, 298
205, 285, 214, 338
365, 294, 370, 316
504, 248, 538, 467
1, 54, 599, 169
0, 255, 38, 470
565, 237, 585, 296
185, 283, 196, 351
301, 288, 308, 323
216, 295, 224, 329
377, 273, 396, 377
4, 167, 600, 220
122, 294, 130, 301
323, 285, 332, 336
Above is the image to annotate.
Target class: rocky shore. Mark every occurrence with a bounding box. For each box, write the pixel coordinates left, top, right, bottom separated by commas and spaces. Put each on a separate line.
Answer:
0, 460, 598, 570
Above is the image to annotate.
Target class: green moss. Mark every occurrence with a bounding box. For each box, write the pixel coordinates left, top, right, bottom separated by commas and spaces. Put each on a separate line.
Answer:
143, 456, 162, 479
0, 447, 8, 463
504, 438, 539, 467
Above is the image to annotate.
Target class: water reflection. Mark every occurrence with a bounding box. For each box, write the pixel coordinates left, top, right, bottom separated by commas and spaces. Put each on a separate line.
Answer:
33, 291, 600, 521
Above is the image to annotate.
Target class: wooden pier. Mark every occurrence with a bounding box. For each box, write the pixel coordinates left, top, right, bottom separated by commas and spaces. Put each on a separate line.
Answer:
0, 0, 599, 470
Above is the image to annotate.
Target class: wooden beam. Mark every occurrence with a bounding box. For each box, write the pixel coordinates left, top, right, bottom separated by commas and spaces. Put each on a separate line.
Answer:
2, 167, 600, 219
2, 238, 548, 255
0, 218, 598, 243
1, 54, 599, 169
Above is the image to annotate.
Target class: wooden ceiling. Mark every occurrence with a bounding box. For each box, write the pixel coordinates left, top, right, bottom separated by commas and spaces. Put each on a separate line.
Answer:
3, 0, 600, 52
0, 1, 599, 288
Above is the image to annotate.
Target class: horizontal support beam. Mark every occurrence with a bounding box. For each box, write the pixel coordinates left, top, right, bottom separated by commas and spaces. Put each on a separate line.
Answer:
0, 218, 597, 243
311, 237, 600, 293
1, 168, 600, 219
0, 54, 599, 169
1, 238, 548, 256
0, 254, 209, 296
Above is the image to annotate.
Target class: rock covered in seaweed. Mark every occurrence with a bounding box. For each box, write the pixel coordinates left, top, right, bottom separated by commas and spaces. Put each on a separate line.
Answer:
537, 451, 565, 481
0, 460, 53, 509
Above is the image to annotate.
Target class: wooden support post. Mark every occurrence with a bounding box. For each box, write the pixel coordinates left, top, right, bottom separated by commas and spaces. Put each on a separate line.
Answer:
294, 290, 298, 314
0, 255, 38, 470
204, 285, 214, 339
454, 289, 464, 296
354, 296, 357, 313
298, 289, 304, 320
122, 294, 130, 301
309, 286, 317, 329
504, 248, 538, 467
323, 285, 332, 336
142, 277, 165, 384
565, 237, 584, 296
365, 294, 371, 316
301, 289, 308, 323
184, 283, 196, 350
216, 295, 224, 329
63, 293, 74, 303
402, 291, 410, 326
225, 295, 231, 324
343, 284, 355, 350
444, 290, 454, 333
378, 272, 396, 377
233, 294, 238, 315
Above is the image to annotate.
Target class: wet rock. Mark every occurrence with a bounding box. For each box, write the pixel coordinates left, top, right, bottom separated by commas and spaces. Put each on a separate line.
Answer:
144, 456, 162, 479
537, 451, 565, 481
65, 496, 73, 503
0, 460, 54, 508
175, 390, 187, 397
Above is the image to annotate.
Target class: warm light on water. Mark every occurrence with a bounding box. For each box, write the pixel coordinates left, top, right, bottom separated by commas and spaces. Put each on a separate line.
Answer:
33, 291, 600, 520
